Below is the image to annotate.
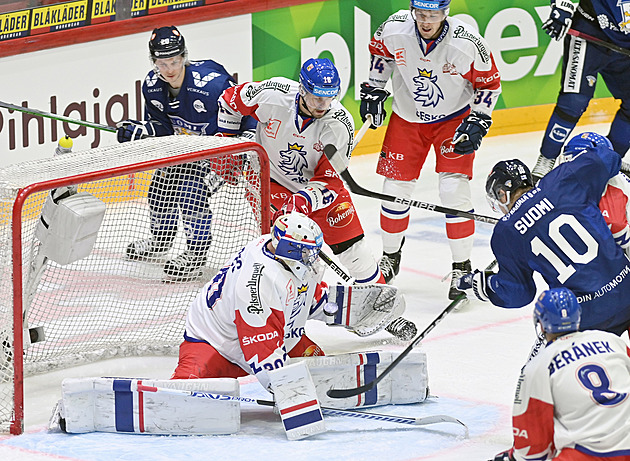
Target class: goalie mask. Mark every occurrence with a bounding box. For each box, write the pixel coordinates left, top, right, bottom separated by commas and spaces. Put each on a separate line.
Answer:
272, 212, 323, 279
533, 287, 581, 335
485, 159, 533, 214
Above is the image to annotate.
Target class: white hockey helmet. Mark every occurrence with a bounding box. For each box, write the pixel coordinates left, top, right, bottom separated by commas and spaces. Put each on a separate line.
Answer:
272, 212, 323, 279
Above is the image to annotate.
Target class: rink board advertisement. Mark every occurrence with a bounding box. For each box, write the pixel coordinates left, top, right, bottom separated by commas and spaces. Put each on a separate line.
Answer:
0, 0, 614, 165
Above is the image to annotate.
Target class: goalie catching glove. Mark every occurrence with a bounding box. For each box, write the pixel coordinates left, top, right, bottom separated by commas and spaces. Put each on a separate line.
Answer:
325, 284, 406, 337
116, 120, 157, 142
456, 269, 496, 302
452, 112, 492, 155
359, 82, 390, 129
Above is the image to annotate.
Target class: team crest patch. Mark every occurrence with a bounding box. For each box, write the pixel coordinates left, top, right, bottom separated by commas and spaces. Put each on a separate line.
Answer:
193, 71, 221, 87
145, 73, 159, 87
326, 202, 355, 228
412, 68, 444, 108
278, 143, 308, 183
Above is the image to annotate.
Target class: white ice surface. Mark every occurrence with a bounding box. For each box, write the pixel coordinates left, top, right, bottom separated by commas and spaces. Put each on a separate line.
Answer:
2, 123, 627, 461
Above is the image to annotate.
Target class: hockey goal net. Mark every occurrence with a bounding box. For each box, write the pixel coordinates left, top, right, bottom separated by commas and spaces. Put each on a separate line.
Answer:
0, 135, 269, 434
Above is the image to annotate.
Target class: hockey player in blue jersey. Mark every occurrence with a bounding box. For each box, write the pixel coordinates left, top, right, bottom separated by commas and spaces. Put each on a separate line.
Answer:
532, 0, 630, 181
117, 25, 256, 280
458, 132, 630, 336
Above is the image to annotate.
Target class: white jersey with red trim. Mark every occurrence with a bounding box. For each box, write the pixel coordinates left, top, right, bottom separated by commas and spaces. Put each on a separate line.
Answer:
511, 330, 630, 460
368, 11, 501, 123
599, 172, 630, 255
183, 235, 326, 389
218, 77, 354, 195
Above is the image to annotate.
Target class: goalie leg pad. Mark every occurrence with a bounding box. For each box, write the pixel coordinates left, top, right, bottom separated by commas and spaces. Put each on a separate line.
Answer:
290, 350, 429, 409
327, 284, 405, 336
268, 361, 326, 440
35, 192, 106, 265
58, 377, 240, 435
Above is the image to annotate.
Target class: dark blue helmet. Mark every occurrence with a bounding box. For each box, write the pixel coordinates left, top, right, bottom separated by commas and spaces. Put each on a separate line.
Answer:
299, 58, 341, 98
534, 288, 581, 334
410, 0, 451, 10
149, 26, 186, 60
485, 159, 534, 213
562, 132, 614, 159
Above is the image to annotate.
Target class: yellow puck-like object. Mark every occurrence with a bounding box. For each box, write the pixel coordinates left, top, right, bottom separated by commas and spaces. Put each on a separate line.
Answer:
59, 135, 73, 149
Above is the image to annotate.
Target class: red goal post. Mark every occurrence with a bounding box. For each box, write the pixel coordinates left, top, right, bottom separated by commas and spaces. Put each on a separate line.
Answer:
0, 135, 269, 435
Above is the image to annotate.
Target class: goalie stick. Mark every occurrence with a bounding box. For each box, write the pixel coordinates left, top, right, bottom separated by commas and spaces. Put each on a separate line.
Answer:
323, 144, 499, 225
135, 383, 468, 434
327, 293, 464, 399
0, 100, 117, 133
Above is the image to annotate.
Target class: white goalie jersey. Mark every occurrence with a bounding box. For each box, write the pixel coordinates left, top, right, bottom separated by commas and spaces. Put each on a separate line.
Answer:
218, 77, 355, 194
183, 235, 326, 388
368, 11, 501, 123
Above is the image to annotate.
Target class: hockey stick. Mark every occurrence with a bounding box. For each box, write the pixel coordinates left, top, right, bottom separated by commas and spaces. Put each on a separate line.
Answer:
136, 383, 468, 433
567, 29, 630, 58
327, 293, 464, 399
323, 144, 499, 225
0, 100, 117, 132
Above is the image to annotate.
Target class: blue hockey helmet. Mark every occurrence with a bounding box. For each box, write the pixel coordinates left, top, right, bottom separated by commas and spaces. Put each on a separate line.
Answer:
149, 26, 187, 60
533, 288, 581, 334
299, 58, 341, 98
485, 159, 534, 213
272, 212, 323, 279
562, 132, 614, 159
410, 0, 451, 10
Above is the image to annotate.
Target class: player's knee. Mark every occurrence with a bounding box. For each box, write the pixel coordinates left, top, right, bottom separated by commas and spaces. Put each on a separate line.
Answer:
438, 172, 472, 209
556, 93, 590, 121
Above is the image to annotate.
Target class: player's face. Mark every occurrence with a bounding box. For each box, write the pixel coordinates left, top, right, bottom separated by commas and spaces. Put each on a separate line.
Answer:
154, 55, 185, 87
300, 93, 335, 119
412, 8, 447, 40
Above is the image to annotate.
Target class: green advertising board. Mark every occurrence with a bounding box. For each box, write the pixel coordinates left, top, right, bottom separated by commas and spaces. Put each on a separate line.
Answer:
252, 0, 612, 123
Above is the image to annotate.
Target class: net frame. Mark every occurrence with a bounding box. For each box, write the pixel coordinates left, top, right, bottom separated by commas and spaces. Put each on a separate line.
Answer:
0, 135, 270, 434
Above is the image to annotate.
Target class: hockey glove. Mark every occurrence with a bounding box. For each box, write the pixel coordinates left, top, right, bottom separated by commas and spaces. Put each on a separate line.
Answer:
452, 112, 492, 155
488, 449, 515, 461
542, 0, 576, 41
116, 120, 156, 143
456, 269, 495, 302
359, 82, 390, 129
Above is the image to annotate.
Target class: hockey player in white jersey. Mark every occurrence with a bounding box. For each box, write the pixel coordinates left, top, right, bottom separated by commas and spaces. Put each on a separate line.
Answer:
361, 0, 501, 301
217, 58, 385, 286
490, 287, 630, 461
171, 213, 407, 389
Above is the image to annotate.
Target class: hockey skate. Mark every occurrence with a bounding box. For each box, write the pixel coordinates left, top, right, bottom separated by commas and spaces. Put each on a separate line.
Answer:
379, 237, 405, 283
449, 259, 472, 306
385, 317, 417, 341
531, 154, 555, 184
126, 238, 171, 261
163, 250, 207, 281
